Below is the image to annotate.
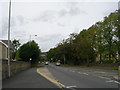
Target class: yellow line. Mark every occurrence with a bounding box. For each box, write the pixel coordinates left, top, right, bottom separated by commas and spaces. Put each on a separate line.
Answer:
36, 69, 65, 88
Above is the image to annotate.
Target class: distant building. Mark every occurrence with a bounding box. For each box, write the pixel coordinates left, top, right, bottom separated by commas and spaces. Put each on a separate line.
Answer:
0, 40, 13, 60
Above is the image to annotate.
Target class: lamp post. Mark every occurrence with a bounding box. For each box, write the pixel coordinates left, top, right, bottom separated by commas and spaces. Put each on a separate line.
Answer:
29, 58, 32, 66
8, 0, 11, 78
29, 35, 37, 42
63, 43, 66, 64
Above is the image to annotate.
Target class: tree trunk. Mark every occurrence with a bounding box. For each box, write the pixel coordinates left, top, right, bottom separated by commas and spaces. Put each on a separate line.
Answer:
100, 53, 102, 63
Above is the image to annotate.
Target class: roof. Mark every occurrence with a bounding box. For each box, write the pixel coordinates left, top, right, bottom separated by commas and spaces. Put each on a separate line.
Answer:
0, 40, 13, 49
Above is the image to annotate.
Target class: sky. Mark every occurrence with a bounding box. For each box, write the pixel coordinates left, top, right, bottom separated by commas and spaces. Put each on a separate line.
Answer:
0, 0, 119, 52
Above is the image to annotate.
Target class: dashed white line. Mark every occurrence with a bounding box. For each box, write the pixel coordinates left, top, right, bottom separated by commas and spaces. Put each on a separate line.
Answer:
106, 80, 114, 83
66, 85, 77, 88
72, 71, 75, 72
114, 81, 120, 84
78, 72, 82, 74
106, 80, 120, 84
83, 73, 89, 75
98, 76, 110, 80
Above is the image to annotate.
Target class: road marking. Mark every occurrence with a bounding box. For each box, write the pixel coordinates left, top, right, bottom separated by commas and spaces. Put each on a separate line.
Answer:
66, 85, 77, 88
37, 69, 65, 88
106, 80, 114, 83
99, 72, 106, 73
78, 72, 89, 75
72, 71, 75, 72
95, 71, 106, 73
83, 73, 89, 75
106, 80, 120, 84
114, 81, 120, 84
78, 72, 82, 74
98, 76, 110, 80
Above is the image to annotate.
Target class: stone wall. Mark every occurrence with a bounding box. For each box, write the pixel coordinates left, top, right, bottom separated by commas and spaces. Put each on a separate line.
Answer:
2, 60, 30, 80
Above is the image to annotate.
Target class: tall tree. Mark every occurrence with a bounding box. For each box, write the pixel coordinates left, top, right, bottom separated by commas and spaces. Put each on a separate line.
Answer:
12, 39, 21, 59
19, 40, 41, 63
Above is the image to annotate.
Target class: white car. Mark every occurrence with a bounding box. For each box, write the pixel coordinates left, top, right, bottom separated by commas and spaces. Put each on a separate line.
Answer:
56, 62, 61, 66
45, 61, 49, 65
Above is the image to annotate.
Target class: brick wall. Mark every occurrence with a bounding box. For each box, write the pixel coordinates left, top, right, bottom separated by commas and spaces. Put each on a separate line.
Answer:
2, 60, 30, 80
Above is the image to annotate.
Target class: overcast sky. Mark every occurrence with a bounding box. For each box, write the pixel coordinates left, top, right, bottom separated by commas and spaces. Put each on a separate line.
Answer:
0, 0, 119, 52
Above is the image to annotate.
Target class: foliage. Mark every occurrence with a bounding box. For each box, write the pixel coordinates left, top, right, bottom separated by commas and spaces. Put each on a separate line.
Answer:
47, 9, 120, 65
15, 50, 20, 59
19, 40, 41, 63
12, 39, 21, 59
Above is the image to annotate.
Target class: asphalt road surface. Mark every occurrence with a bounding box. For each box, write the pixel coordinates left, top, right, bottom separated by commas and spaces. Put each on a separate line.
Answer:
2, 68, 59, 89
46, 64, 119, 89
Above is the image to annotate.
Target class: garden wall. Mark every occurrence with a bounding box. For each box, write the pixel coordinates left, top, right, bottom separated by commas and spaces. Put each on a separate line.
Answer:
2, 60, 30, 79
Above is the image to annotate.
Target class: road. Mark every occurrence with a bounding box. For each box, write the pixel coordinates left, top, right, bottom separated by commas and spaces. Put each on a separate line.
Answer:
2, 68, 59, 89
2, 64, 119, 90
46, 63, 119, 89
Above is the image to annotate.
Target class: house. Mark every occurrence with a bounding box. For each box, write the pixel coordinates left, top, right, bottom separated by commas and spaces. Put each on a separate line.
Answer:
0, 40, 13, 60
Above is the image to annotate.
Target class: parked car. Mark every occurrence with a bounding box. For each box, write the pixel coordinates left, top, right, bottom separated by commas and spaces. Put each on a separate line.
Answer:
56, 62, 61, 66
45, 61, 49, 65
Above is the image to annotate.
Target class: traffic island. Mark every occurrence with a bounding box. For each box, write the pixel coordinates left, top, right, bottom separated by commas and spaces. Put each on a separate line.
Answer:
37, 67, 65, 88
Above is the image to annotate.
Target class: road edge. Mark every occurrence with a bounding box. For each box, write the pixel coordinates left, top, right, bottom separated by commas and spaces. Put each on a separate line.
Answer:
36, 68, 65, 88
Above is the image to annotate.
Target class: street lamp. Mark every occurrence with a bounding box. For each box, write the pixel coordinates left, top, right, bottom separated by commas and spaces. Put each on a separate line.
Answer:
29, 35, 37, 42
8, 0, 11, 78
29, 58, 32, 65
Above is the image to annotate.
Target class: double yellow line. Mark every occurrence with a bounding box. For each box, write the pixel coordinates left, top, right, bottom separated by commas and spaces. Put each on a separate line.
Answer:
36, 69, 65, 88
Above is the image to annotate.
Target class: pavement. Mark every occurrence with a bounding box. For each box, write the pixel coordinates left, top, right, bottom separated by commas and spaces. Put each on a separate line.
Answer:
2, 67, 59, 89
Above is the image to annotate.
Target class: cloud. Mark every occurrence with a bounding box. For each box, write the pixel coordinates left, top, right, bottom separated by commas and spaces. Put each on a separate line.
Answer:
118, 1, 120, 9
17, 15, 25, 25
58, 9, 68, 17
57, 23, 65, 27
36, 34, 64, 51
32, 2, 87, 23
37, 34, 63, 42
102, 2, 118, 17
65, 2, 87, 16
2, 18, 8, 38
32, 10, 57, 23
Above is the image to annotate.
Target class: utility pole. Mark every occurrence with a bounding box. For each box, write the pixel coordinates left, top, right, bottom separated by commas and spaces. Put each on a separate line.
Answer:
8, 0, 11, 78
64, 54, 66, 64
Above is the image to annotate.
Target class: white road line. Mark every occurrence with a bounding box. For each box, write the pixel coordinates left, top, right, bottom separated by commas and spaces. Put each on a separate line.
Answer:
106, 80, 120, 84
106, 80, 114, 83
78, 72, 89, 75
100, 72, 106, 73
83, 73, 89, 75
78, 72, 82, 74
98, 76, 110, 80
66, 86, 77, 88
95, 71, 106, 73
114, 81, 120, 84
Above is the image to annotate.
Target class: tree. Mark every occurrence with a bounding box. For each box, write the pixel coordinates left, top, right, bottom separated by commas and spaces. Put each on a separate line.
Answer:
12, 39, 21, 59
47, 9, 119, 65
19, 40, 41, 63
